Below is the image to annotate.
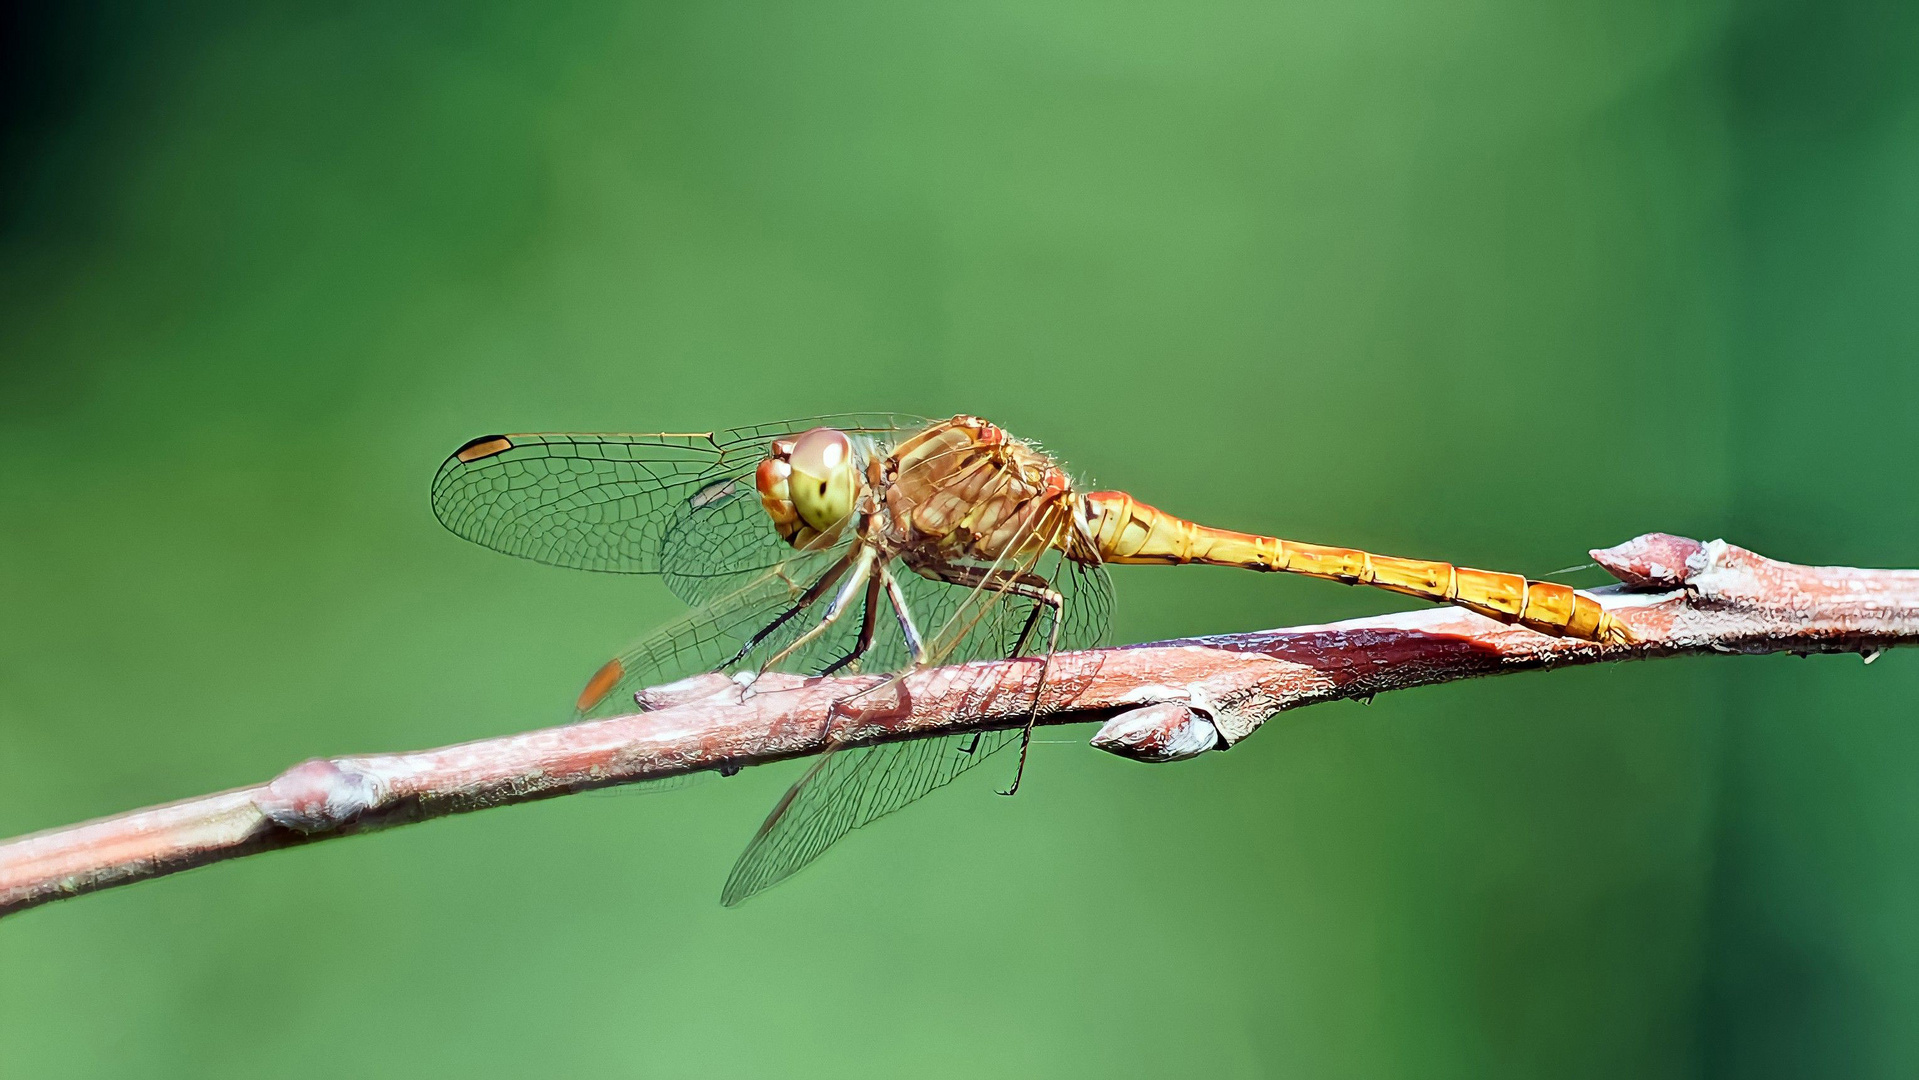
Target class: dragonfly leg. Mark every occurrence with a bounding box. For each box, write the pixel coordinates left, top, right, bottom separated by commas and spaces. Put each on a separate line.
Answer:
1008, 594, 1048, 657
879, 565, 927, 667
806, 564, 929, 720
821, 555, 1031, 717
922, 562, 1064, 797
756, 548, 877, 674
818, 574, 883, 677
999, 584, 1063, 797
718, 548, 859, 673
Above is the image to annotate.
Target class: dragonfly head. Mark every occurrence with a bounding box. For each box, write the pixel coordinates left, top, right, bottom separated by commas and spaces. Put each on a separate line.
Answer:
756, 427, 861, 546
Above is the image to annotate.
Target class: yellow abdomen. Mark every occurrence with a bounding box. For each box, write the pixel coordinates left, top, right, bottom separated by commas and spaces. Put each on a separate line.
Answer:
1082, 491, 1631, 645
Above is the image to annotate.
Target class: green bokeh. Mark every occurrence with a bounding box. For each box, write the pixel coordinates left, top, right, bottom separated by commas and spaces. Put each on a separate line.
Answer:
2, 2, 1914, 1076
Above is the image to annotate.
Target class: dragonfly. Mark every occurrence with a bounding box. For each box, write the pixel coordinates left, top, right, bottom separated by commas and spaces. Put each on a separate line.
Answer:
431, 413, 1630, 904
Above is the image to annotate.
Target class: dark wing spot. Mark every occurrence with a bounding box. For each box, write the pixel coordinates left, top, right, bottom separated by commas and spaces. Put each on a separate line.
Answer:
575, 658, 626, 712
454, 435, 514, 463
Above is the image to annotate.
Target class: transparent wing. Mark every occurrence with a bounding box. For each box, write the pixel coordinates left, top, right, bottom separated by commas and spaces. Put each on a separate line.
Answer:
720, 539, 1115, 905
564, 545, 854, 800
917, 546, 1114, 671
429, 414, 928, 590
513, 418, 1118, 902
572, 544, 856, 721
572, 528, 1091, 720
584, 551, 1114, 807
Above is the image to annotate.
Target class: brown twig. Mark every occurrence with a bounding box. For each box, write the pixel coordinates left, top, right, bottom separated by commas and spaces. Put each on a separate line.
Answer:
4, 533, 1916, 920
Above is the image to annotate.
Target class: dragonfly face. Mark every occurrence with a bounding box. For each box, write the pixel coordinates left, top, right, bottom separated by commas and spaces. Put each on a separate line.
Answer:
754, 427, 864, 552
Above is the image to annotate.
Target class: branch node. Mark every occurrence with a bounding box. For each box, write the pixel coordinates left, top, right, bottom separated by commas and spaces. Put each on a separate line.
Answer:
1591, 532, 1709, 588
257, 758, 383, 834
1091, 701, 1223, 763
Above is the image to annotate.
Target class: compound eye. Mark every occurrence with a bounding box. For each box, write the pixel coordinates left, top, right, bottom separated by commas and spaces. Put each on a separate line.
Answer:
789, 427, 852, 479
786, 427, 858, 532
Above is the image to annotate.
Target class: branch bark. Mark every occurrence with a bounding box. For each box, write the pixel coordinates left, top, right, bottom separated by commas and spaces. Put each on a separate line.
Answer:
5, 533, 1916, 920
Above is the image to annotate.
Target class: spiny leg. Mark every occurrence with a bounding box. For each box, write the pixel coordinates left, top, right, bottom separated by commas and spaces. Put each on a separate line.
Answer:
999, 584, 1062, 796
880, 565, 927, 667
991, 596, 1052, 765
716, 549, 857, 673
825, 500, 1063, 719
1008, 589, 1049, 656
818, 574, 882, 678
720, 530, 1088, 905
926, 561, 1063, 797
756, 548, 877, 674
817, 564, 930, 717
773, 562, 932, 799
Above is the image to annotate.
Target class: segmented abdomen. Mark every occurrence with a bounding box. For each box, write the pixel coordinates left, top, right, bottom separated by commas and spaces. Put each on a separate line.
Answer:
1083, 491, 1633, 645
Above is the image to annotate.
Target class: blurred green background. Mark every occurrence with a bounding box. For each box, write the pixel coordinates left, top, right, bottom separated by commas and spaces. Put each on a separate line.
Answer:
2, 1, 1916, 1076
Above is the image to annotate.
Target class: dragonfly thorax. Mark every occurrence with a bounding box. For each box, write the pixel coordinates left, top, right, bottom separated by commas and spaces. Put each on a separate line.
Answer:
754, 415, 1096, 570
877, 416, 1087, 565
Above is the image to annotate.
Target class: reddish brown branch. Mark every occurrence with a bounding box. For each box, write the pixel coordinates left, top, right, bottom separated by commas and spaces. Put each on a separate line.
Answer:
5, 534, 1916, 920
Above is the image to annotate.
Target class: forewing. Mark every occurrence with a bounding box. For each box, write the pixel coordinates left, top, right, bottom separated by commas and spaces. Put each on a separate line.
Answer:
431, 431, 743, 575
706, 413, 930, 455
430, 414, 928, 579
655, 475, 833, 607
663, 414, 928, 601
